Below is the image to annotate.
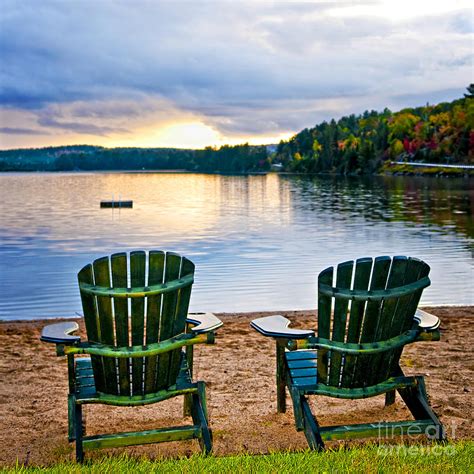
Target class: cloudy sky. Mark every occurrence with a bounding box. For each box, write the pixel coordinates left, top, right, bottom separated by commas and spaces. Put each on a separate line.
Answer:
0, 0, 472, 150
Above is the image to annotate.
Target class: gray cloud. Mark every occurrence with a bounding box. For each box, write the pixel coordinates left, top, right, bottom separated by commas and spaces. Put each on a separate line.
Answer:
391, 88, 469, 106
37, 116, 130, 136
0, 1, 472, 142
0, 127, 49, 135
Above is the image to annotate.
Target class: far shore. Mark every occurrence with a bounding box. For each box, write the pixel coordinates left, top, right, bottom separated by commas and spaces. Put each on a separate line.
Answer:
0, 306, 472, 466
1, 168, 473, 177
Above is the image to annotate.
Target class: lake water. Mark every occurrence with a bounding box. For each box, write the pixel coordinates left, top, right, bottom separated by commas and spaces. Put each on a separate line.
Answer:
0, 172, 472, 320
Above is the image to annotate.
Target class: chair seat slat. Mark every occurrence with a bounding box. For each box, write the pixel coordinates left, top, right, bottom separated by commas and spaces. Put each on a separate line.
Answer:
285, 350, 317, 361
286, 359, 318, 370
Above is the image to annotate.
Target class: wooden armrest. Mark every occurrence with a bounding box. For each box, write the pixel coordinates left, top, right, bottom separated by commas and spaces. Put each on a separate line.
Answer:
40, 322, 81, 344
64, 332, 211, 357
288, 329, 419, 353
414, 309, 440, 331
251, 315, 315, 339
186, 312, 223, 333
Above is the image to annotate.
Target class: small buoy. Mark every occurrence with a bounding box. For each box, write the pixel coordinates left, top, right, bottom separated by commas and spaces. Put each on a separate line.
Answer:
100, 200, 133, 208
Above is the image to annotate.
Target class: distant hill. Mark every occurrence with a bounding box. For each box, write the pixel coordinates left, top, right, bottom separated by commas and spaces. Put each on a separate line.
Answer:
0, 144, 270, 173
0, 145, 102, 170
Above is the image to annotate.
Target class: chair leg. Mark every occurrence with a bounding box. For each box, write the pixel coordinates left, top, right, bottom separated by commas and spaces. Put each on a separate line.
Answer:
67, 354, 77, 441
276, 340, 287, 413
191, 382, 212, 454
300, 396, 325, 451
398, 376, 446, 441
289, 386, 304, 431
385, 390, 396, 406
68, 395, 76, 441
74, 403, 84, 463
184, 343, 194, 417
183, 394, 192, 417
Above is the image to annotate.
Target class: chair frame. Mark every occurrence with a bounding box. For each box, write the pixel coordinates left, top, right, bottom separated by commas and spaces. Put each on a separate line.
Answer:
251, 256, 445, 449
41, 250, 222, 462
42, 313, 222, 461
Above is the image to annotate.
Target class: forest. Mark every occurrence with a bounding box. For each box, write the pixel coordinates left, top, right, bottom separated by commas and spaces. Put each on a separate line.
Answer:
1, 86, 472, 174
274, 85, 473, 174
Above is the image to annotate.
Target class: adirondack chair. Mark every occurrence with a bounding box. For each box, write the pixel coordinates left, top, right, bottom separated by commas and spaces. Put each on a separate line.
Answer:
251, 256, 444, 449
41, 250, 223, 462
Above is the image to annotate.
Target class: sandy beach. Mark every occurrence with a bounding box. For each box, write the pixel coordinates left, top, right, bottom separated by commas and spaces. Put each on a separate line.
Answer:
0, 306, 472, 466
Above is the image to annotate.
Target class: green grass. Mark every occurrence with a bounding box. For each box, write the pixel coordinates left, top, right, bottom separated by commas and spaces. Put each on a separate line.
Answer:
6, 441, 474, 474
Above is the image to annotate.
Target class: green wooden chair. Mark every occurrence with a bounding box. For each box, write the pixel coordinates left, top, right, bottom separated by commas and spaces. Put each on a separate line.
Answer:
41, 250, 223, 462
251, 256, 444, 449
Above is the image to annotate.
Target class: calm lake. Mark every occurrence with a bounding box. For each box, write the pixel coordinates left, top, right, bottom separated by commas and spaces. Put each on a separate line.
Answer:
0, 172, 472, 320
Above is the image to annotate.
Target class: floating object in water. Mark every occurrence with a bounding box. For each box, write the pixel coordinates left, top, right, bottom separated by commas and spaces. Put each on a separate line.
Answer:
100, 200, 133, 208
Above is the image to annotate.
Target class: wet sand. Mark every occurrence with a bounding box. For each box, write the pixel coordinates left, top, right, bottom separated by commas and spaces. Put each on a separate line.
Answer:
0, 307, 472, 466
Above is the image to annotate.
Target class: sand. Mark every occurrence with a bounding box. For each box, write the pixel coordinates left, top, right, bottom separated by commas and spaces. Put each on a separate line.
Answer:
0, 307, 472, 466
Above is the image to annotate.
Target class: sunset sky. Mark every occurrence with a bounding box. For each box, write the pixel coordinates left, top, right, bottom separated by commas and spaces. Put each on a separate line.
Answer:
0, 0, 472, 150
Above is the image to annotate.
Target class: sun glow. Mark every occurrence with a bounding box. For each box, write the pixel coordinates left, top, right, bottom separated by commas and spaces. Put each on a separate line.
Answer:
155, 121, 222, 148
106, 120, 294, 149
149, 121, 294, 148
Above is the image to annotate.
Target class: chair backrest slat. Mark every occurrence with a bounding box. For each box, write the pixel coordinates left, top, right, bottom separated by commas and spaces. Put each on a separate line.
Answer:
317, 256, 430, 389
111, 252, 130, 395
328, 261, 353, 386
78, 251, 195, 396
130, 251, 146, 395
78, 263, 106, 392
360, 256, 392, 342
144, 250, 165, 393
92, 256, 118, 394
317, 267, 333, 384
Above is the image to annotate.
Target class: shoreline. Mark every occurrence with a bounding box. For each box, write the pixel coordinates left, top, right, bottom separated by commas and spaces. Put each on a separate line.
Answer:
1, 304, 472, 325
1, 306, 472, 466
1, 169, 473, 177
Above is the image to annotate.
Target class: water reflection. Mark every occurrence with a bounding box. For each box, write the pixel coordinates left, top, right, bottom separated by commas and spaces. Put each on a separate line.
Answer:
285, 175, 473, 242
0, 172, 472, 320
